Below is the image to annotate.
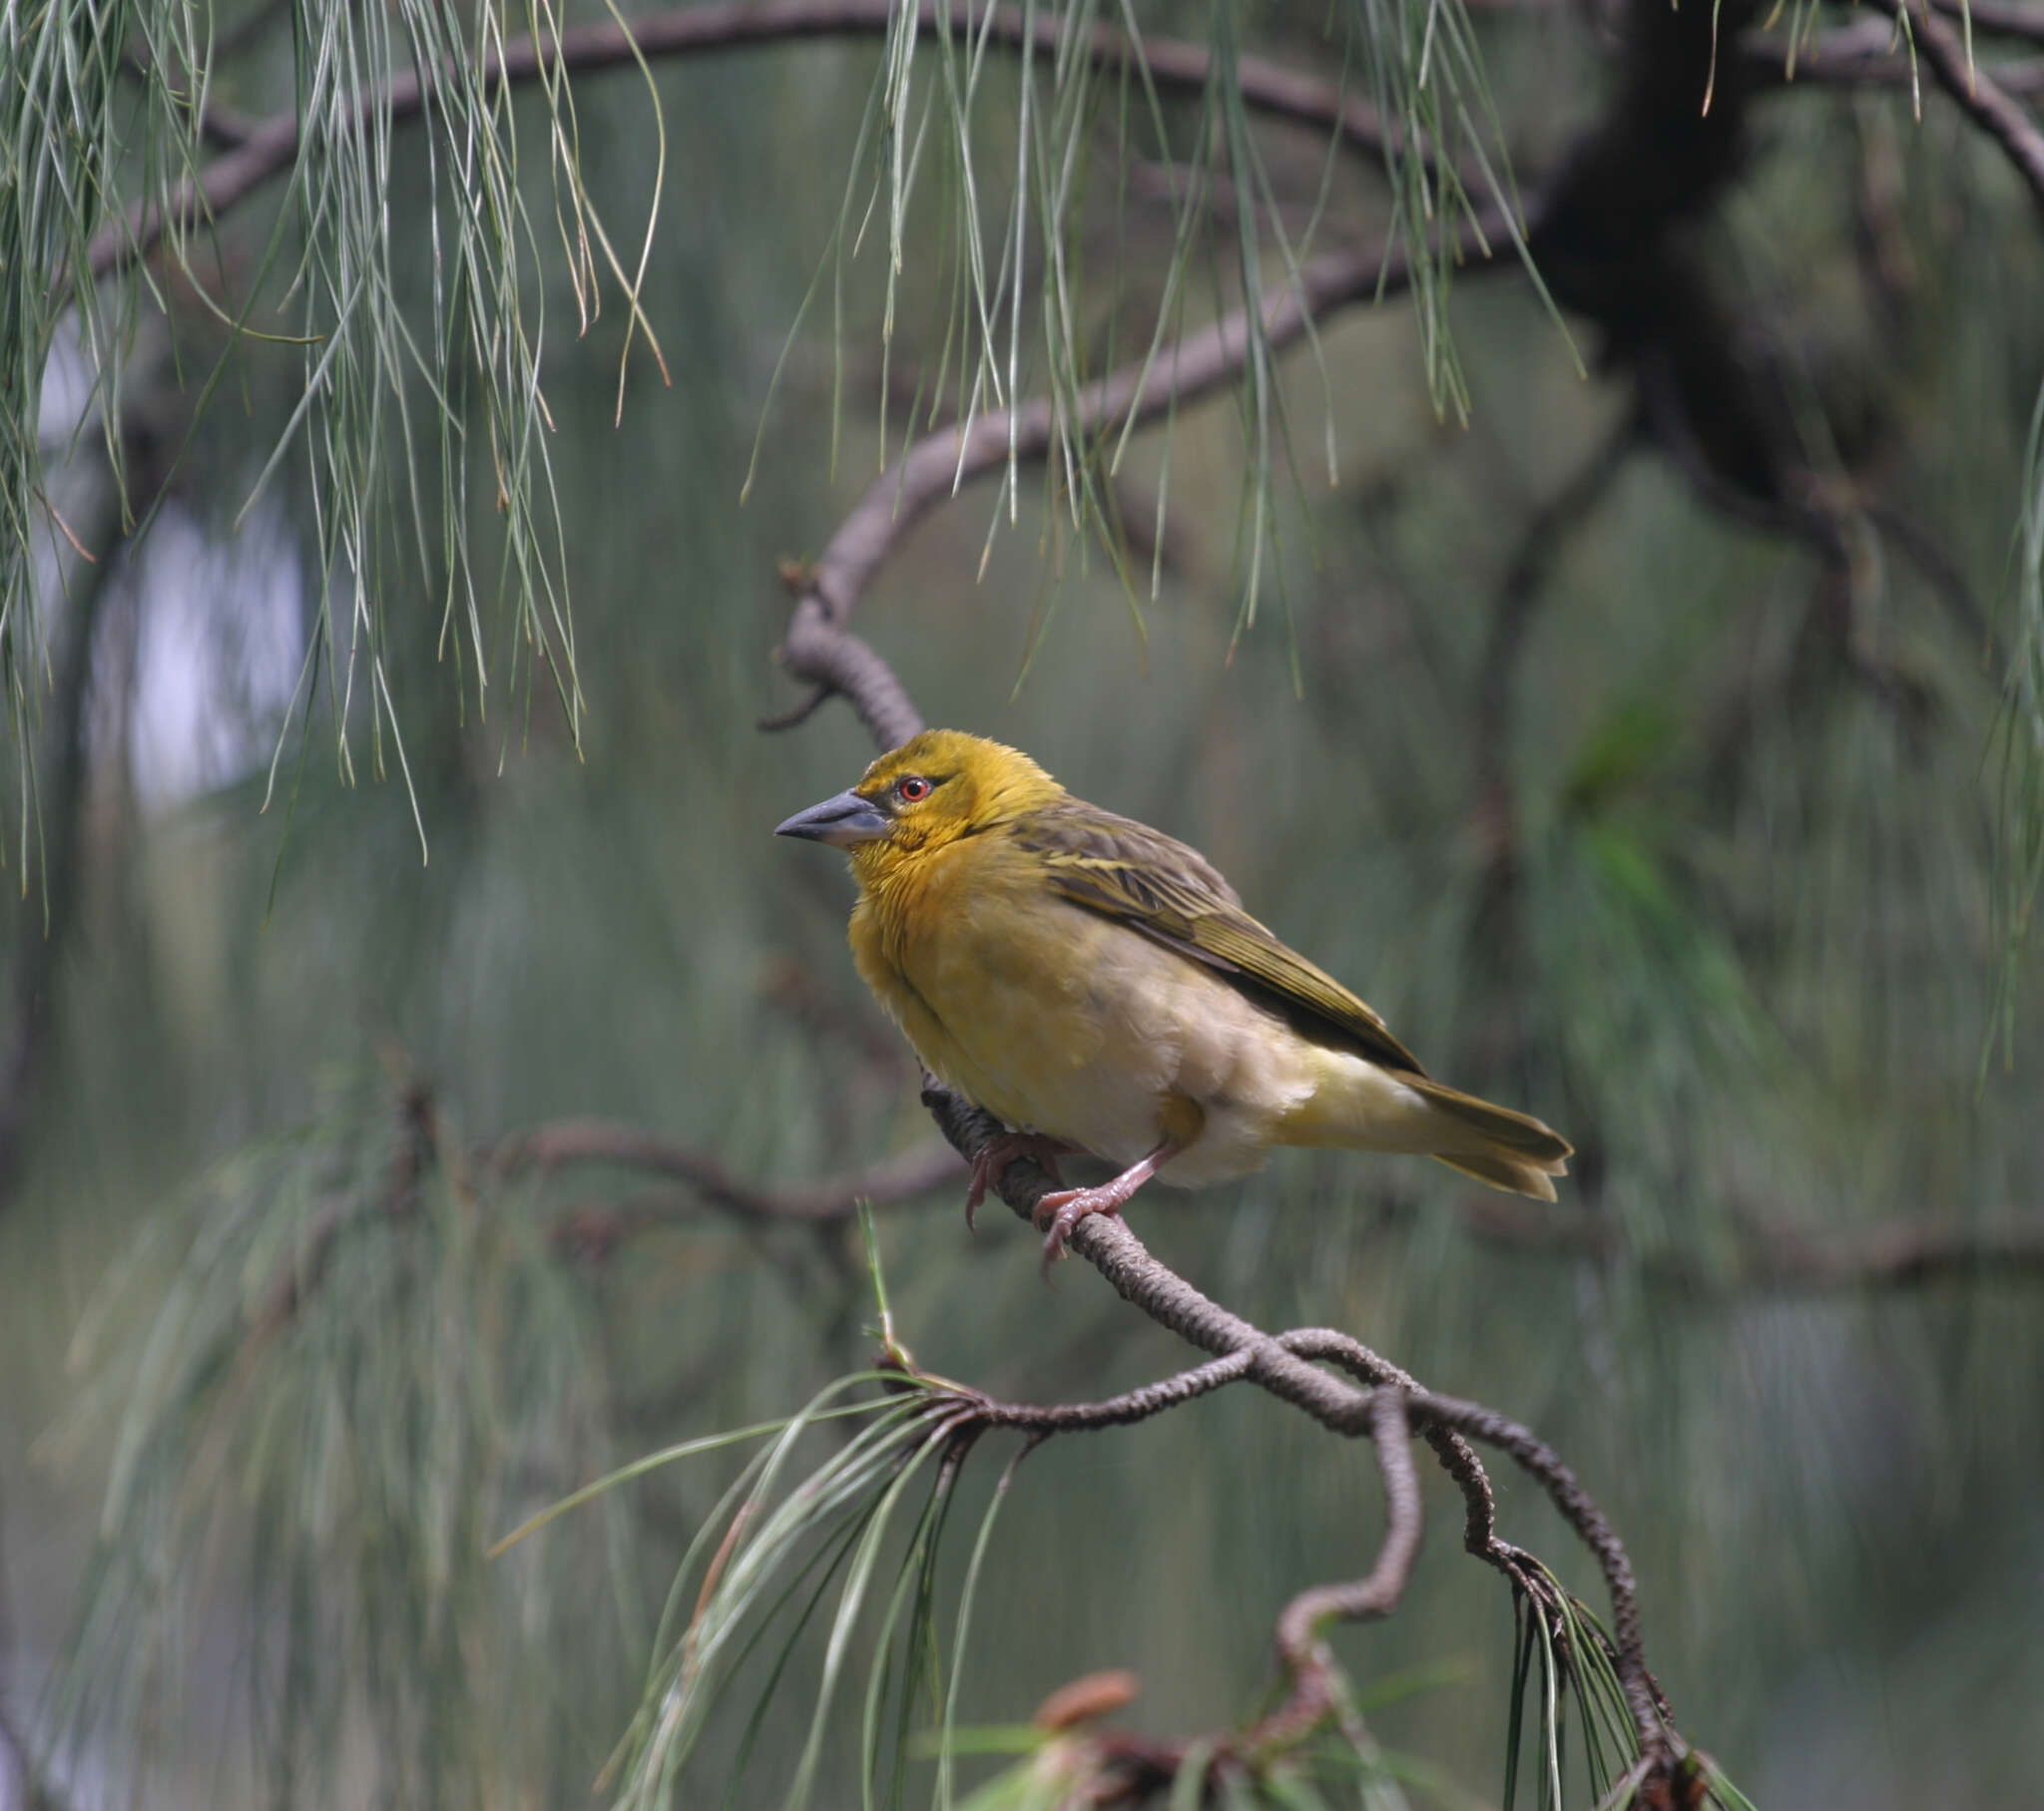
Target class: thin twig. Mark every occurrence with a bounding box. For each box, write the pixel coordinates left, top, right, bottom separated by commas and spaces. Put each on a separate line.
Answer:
967, 1350, 1259, 1431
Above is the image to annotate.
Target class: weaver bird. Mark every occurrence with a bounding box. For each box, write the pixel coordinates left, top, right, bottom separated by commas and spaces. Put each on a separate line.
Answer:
776, 730, 1571, 1267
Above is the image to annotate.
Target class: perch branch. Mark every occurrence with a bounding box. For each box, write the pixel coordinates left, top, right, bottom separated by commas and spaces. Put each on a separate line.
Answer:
913, 1082, 1676, 1763
87, 0, 1404, 289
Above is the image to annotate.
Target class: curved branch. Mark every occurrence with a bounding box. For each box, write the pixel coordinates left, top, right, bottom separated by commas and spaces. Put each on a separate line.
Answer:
772, 211, 1507, 735
88, 0, 1397, 288
1271, 1387, 1420, 1679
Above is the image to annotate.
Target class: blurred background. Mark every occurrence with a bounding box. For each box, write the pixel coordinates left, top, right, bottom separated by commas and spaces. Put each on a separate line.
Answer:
4, 0, 2043, 1805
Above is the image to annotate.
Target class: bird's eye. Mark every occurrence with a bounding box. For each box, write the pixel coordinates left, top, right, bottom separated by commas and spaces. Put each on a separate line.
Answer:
896, 776, 932, 802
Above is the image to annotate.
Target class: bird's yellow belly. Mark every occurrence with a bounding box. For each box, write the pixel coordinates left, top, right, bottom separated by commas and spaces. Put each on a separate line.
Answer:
855, 881, 1322, 1187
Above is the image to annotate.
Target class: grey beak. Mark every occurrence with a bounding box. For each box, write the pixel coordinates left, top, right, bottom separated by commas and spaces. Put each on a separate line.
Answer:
774, 787, 892, 847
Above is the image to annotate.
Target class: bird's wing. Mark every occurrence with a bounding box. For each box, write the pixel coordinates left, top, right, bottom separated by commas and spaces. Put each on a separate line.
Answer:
1009, 798, 1428, 1077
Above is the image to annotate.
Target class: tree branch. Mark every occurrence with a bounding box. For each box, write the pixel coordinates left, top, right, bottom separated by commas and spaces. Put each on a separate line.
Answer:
1265, 1390, 1421, 1738
771, 211, 1508, 738
1887, 0, 2044, 215
493, 1118, 962, 1221
87, 0, 1401, 289
914, 1082, 1677, 1766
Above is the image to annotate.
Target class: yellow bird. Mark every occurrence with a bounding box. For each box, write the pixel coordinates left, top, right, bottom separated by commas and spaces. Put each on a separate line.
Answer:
776, 730, 1570, 1266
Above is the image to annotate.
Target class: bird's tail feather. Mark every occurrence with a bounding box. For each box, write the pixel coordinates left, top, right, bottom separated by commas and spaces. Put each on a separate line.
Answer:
1431, 1147, 1562, 1202
1403, 1076, 1571, 1203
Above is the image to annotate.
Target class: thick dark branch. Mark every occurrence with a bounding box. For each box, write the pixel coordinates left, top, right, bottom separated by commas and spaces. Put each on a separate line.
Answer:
87, 0, 1398, 289
494, 1119, 963, 1221
1888, 0, 2044, 214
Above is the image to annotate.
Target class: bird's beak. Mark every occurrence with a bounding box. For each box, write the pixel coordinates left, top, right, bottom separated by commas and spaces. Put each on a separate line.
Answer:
774, 788, 892, 847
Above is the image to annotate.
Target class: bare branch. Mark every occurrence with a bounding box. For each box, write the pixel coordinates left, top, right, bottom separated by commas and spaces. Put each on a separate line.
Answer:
494, 1120, 963, 1221
914, 1081, 1676, 1764
1268, 1390, 1421, 1722
968, 1350, 1259, 1431
87, 0, 1399, 290
772, 212, 1508, 737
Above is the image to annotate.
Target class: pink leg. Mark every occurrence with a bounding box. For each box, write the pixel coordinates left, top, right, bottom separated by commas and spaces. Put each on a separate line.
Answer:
1035, 1141, 1176, 1275
964, 1132, 1073, 1231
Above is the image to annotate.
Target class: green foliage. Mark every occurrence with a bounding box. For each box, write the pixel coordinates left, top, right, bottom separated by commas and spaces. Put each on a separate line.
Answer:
43, 1072, 631, 1805
2, 0, 188, 867
4, 0, 672, 854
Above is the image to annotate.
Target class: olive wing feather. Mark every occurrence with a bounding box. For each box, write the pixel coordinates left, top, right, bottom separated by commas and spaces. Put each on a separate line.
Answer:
1010, 799, 1427, 1078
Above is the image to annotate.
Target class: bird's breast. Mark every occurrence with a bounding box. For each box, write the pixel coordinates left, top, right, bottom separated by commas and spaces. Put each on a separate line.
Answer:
849, 843, 1317, 1183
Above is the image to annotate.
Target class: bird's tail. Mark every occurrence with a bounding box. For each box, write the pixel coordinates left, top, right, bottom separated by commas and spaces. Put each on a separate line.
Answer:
1403, 1076, 1572, 1203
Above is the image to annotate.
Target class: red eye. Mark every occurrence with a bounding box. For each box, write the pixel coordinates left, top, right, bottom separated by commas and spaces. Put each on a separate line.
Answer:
896, 776, 932, 802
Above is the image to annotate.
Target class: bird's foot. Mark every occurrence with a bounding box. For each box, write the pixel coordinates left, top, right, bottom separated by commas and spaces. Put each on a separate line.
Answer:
964, 1132, 1073, 1231
1034, 1142, 1174, 1277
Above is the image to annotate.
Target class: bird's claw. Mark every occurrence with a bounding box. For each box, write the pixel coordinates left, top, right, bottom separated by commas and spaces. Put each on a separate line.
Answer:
964, 1133, 1070, 1231
1029, 1140, 1174, 1278
1033, 1185, 1125, 1276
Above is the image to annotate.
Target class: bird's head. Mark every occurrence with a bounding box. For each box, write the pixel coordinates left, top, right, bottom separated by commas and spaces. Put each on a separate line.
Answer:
774, 729, 1063, 886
